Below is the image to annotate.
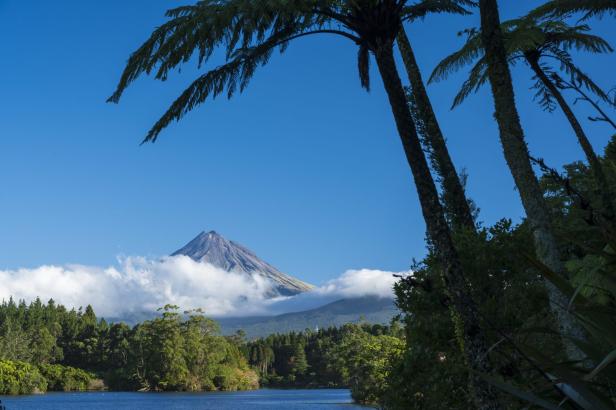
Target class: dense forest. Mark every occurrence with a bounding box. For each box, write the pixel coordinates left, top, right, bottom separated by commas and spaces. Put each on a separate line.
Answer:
0, 301, 257, 394
244, 322, 404, 401
0, 298, 404, 401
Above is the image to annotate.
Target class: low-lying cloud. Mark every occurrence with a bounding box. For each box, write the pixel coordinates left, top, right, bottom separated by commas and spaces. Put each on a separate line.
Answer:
316, 268, 400, 299
0, 256, 401, 319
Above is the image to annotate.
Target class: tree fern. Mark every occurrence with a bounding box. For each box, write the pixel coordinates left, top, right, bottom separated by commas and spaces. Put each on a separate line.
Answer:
109, 0, 476, 142
429, 17, 613, 109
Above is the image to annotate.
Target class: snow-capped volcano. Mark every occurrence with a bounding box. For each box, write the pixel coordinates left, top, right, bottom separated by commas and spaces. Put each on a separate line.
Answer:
172, 230, 314, 296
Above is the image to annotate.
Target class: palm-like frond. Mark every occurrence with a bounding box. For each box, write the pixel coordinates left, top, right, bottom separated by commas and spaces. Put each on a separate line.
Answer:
109, 0, 485, 142
529, 0, 616, 22
108, 0, 320, 104
143, 27, 298, 143
531, 65, 559, 112
109, 0, 358, 141
357, 44, 371, 90
403, 0, 474, 22
542, 22, 613, 53
553, 58, 611, 103
431, 16, 613, 108
429, 28, 483, 83
451, 56, 488, 108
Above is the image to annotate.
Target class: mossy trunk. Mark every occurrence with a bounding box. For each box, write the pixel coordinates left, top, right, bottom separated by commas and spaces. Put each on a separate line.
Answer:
526, 54, 615, 221
396, 27, 476, 231
478, 0, 586, 362
374, 43, 502, 410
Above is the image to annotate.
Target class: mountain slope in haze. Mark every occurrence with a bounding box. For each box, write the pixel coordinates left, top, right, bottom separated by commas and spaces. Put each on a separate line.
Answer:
218, 295, 398, 338
172, 230, 314, 296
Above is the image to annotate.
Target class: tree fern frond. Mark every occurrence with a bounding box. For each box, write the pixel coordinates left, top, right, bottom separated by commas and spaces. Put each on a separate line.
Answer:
501, 19, 545, 54
544, 26, 613, 54
433, 13, 612, 114
531, 67, 558, 112
143, 27, 298, 143
557, 62, 612, 103
529, 0, 616, 22
108, 0, 317, 104
429, 28, 483, 83
403, 0, 474, 22
451, 56, 488, 108
357, 44, 370, 90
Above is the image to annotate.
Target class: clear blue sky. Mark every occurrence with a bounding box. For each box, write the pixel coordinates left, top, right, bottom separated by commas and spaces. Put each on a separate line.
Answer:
0, 0, 614, 284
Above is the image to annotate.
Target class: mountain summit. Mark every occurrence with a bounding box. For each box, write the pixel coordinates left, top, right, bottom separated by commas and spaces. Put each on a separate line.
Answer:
172, 230, 314, 296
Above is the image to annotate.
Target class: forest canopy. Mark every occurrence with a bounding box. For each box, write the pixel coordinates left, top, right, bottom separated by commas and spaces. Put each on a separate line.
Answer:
0, 301, 258, 393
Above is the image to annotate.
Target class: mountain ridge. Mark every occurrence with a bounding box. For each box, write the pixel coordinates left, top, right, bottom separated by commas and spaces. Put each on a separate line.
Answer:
218, 295, 398, 338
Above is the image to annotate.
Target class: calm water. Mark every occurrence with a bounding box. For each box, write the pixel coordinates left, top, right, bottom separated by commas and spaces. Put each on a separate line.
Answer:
0, 389, 368, 410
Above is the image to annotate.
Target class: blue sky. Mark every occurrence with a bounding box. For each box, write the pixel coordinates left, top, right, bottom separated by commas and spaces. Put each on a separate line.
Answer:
0, 0, 614, 285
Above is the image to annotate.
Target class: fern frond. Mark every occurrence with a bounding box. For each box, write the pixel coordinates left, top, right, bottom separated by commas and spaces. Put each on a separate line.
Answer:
357, 44, 370, 90
543, 25, 613, 54
108, 0, 316, 104
451, 56, 488, 108
403, 0, 474, 22
529, 0, 616, 21
558, 61, 612, 103
531, 66, 558, 112
142, 27, 299, 143
429, 29, 483, 83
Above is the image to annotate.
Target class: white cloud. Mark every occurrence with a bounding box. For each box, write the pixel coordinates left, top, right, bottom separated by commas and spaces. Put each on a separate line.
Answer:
315, 268, 401, 299
0, 257, 403, 318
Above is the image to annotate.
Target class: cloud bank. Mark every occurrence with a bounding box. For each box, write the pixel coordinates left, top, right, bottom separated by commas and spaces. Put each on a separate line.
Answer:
316, 268, 400, 299
0, 256, 402, 318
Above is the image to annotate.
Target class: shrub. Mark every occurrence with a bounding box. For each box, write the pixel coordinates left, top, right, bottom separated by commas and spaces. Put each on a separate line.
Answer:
38, 364, 94, 391
0, 360, 47, 395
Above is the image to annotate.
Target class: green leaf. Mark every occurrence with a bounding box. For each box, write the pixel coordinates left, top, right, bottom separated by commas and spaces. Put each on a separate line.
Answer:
585, 348, 616, 380
477, 373, 562, 410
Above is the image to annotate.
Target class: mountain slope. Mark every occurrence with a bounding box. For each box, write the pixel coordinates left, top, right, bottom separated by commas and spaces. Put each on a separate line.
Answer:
172, 230, 313, 296
218, 295, 398, 338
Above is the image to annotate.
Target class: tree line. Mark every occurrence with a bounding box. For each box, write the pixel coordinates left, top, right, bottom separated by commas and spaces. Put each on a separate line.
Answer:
0, 300, 258, 394
244, 322, 403, 396
0, 297, 405, 402
107, 0, 616, 408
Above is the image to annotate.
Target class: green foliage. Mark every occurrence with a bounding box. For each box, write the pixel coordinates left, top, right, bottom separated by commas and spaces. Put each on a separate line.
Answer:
0, 360, 47, 395
115, 305, 257, 392
329, 327, 404, 405
529, 0, 616, 21
38, 364, 94, 392
385, 140, 616, 409
108, 0, 475, 143
475, 141, 616, 409
0, 301, 258, 394
385, 220, 550, 409
244, 321, 405, 403
430, 16, 612, 109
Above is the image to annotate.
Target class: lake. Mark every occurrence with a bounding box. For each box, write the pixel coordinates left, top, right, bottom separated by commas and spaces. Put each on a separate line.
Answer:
0, 389, 368, 409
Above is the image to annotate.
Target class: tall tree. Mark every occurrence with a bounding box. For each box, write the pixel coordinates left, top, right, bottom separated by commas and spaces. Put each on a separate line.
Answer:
431, 18, 615, 220
397, 25, 476, 230
391, 1, 477, 231
108, 1, 501, 407
476, 0, 586, 362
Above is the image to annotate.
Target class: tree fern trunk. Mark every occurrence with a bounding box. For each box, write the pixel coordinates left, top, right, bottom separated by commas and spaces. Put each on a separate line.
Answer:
373, 43, 502, 410
478, 0, 586, 362
396, 27, 476, 231
527, 56, 614, 220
